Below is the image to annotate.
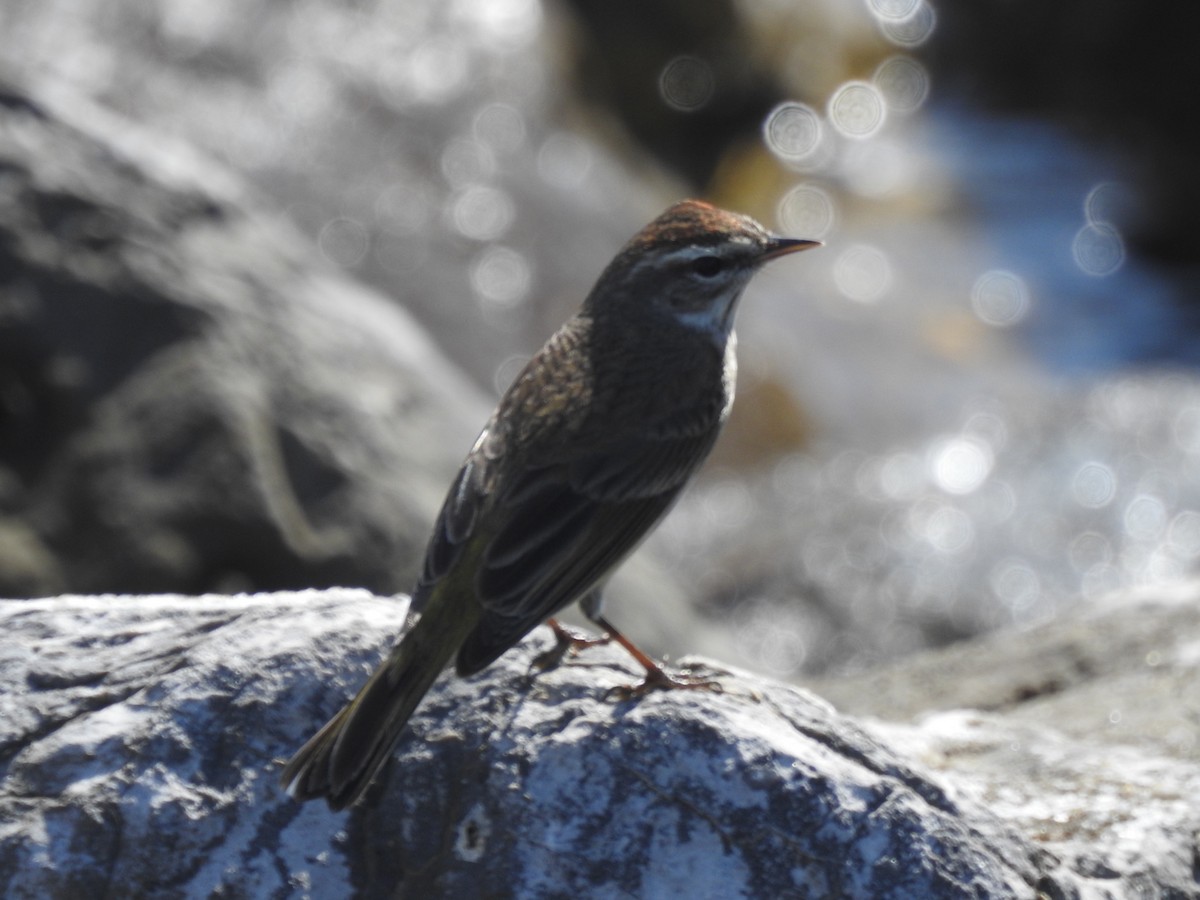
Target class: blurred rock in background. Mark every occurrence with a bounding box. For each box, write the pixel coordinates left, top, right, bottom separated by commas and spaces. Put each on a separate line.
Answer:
1, 0, 1198, 680
0, 82, 486, 597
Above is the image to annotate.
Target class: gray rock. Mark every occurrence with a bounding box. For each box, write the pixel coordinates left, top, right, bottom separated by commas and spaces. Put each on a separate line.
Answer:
874, 712, 1200, 899
809, 580, 1200, 758
0, 76, 488, 597
810, 581, 1200, 899
1, 590, 1042, 899
7, 587, 1200, 897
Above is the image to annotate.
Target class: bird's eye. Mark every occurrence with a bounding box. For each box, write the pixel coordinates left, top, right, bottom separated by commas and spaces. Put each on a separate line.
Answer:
690, 255, 723, 278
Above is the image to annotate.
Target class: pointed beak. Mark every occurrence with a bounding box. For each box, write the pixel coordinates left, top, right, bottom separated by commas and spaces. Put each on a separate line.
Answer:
761, 237, 821, 262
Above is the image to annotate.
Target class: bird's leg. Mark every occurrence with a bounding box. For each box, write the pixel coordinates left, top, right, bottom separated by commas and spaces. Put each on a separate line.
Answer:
530, 616, 611, 671
589, 612, 723, 698
580, 601, 724, 698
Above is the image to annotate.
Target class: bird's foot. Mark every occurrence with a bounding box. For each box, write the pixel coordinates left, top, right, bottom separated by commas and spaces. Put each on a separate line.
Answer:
605, 662, 725, 701
530, 619, 611, 672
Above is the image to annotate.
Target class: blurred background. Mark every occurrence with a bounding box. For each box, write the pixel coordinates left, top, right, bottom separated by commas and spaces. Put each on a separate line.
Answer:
1, 0, 1198, 679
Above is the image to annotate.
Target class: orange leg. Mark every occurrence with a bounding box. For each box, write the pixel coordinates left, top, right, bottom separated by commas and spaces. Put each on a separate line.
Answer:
587, 612, 724, 699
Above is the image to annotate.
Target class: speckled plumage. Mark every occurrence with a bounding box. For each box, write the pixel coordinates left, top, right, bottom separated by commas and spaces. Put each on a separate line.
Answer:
281, 200, 817, 809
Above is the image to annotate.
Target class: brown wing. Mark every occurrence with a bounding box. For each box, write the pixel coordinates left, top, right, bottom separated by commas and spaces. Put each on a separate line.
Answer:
408, 316, 593, 619
405, 432, 492, 621
454, 425, 720, 675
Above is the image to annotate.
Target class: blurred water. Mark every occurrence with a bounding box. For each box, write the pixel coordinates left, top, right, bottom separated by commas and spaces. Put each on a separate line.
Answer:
929, 109, 1197, 372
653, 370, 1200, 677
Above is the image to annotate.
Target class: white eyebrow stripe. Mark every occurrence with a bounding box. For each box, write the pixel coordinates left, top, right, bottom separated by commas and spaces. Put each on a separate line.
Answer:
672, 245, 722, 261
662, 239, 755, 265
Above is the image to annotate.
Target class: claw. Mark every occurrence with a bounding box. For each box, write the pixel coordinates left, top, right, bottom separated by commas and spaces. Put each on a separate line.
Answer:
530, 619, 611, 672
606, 665, 724, 701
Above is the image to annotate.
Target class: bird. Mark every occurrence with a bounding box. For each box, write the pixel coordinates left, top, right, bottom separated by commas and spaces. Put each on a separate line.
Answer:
280, 199, 818, 810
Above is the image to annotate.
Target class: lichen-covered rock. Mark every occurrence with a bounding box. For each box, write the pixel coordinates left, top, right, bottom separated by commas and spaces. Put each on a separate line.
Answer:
8, 586, 1200, 897
811, 581, 1200, 898
0, 590, 1042, 899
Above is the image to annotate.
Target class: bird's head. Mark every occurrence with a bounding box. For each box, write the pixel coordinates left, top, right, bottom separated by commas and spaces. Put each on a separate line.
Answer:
585, 199, 819, 343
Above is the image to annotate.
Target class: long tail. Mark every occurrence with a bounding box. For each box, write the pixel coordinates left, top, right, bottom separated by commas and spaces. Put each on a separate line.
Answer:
280, 592, 479, 810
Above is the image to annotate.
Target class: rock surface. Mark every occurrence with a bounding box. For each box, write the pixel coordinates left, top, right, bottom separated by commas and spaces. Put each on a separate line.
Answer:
1, 590, 1036, 899
809, 581, 1200, 899
4, 586, 1200, 898
810, 579, 1200, 755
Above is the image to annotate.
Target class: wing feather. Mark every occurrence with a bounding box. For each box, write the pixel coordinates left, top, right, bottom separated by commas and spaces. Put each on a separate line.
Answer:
455, 427, 719, 674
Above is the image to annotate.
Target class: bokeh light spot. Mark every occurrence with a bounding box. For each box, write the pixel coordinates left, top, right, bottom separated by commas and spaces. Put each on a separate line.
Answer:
440, 139, 495, 187
1069, 531, 1112, 573
473, 103, 526, 154
873, 55, 929, 113
1174, 405, 1200, 453
828, 81, 886, 139
318, 217, 369, 268
867, 0, 921, 20
1071, 461, 1117, 508
470, 0, 541, 42
471, 246, 531, 311
879, 1, 937, 47
989, 558, 1041, 612
970, 270, 1031, 327
1167, 510, 1200, 558
451, 185, 514, 241
698, 479, 753, 533
406, 38, 469, 105
492, 354, 530, 397
1124, 494, 1167, 542
929, 436, 993, 495
776, 184, 836, 239
733, 602, 810, 676
833, 244, 892, 303
912, 502, 975, 554
763, 102, 823, 164
1084, 181, 1131, 227
1072, 223, 1125, 276
537, 133, 593, 189
658, 56, 716, 112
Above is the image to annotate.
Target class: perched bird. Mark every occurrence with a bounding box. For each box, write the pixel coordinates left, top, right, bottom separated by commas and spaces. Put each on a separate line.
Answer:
281, 199, 817, 810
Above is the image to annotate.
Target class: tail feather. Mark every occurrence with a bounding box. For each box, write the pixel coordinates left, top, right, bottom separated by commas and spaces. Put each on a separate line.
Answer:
281, 594, 478, 810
